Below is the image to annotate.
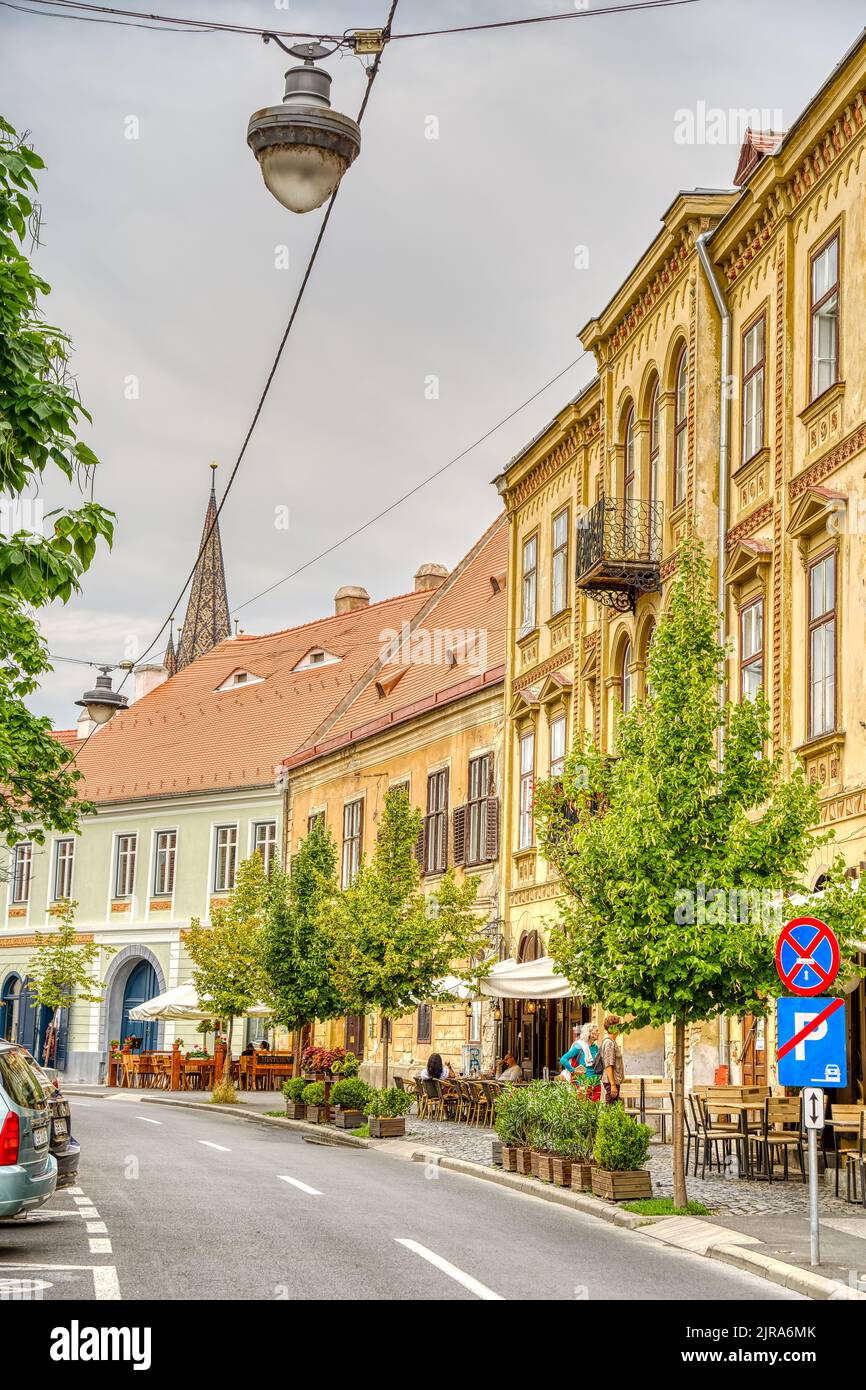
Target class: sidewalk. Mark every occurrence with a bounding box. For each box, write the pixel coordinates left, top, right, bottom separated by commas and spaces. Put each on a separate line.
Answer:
67, 1085, 866, 1297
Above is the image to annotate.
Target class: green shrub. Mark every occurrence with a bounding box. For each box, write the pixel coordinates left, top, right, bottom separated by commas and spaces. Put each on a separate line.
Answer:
365, 1086, 412, 1119
330, 1077, 372, 1111
521, 1080, 600, 1159
282, 1077, 307, 1103
593, 1103, 651, 1171
493, 1084, 533, 1146
333, 1052, 360, 1078
301, 1081, 326, 1106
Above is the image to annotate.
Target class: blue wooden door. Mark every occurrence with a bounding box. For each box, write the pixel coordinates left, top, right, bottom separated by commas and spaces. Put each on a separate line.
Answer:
120, 962, 158, 1051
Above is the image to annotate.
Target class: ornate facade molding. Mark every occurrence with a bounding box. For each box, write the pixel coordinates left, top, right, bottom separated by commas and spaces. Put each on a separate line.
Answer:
0, 933, 94, 950
789, 420, 866, 499
606, 232, 693, 356
513, 649, 575, 693
725, 501, 775, 550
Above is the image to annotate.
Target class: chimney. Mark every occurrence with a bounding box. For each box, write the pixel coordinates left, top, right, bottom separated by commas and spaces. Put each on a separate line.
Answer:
76, 708, 95, 740
133, 663, 168, 703
334, 584, 370, 616
414, 562, 448, 593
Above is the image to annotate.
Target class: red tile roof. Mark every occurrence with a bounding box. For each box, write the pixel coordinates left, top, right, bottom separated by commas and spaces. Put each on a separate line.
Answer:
286, 516, 508, 767
72, 589, 429, 804
733, 129, 786, 187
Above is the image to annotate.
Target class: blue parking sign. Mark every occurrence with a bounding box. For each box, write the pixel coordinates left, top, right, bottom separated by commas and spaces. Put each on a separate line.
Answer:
777, 997, 847, 1088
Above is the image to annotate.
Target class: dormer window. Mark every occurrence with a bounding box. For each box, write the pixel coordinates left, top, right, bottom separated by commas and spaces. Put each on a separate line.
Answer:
215, 668, 265, 693
293, 647, 341, 672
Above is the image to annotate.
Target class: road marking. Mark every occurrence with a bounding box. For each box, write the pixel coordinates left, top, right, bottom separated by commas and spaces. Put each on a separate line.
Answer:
92, 1266, 122, 1301
78, 1208, 99, 1220
137, 1116, 163, 1125
66, 1186, 84, 1195
71, 1195, 91, 1206
278, 1174, 322, 1196
395, 1239, 504, 1301
199, 1140, 231, 1152
86, 1222, 108, 1234
89, 1238, 113, 1255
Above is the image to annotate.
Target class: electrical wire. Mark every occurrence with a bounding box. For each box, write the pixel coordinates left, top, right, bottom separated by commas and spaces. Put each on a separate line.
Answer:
62, 0, 401, 768
232, 353, 591, 616
7, 0, 701, 43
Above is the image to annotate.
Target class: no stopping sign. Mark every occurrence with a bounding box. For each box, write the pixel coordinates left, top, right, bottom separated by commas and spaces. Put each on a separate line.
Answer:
775, 916, 840, 997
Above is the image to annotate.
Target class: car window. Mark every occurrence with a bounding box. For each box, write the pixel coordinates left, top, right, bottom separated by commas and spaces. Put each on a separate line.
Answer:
22, 1052, 54, 1098
0, 1049, 47, 1109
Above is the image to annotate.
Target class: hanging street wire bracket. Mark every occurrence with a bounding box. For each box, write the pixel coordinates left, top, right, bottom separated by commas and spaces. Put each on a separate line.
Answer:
350, 29, 387, 54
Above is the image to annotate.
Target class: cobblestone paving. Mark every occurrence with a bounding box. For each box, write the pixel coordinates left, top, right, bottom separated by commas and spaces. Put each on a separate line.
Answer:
403, 1119, 859, 1217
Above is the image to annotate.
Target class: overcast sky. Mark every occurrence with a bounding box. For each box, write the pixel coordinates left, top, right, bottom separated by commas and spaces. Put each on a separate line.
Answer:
2, 0, 862, 724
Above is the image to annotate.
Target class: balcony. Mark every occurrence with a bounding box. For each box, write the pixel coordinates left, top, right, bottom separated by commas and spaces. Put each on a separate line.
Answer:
574, 496, 663, 612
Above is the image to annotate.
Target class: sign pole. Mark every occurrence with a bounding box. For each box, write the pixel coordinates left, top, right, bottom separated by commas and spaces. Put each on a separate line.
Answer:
808, 1127, 820, 1267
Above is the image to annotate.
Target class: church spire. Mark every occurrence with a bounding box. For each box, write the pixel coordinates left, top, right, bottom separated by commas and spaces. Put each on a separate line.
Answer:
175, 464, 231, 672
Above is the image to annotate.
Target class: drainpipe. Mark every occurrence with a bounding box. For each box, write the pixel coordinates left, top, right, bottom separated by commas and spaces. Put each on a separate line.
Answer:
695, 230, 732, 1073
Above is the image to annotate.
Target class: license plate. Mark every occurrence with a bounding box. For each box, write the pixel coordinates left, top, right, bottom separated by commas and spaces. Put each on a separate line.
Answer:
32, 1126, 48, 1148
53, 1119, 68, 1139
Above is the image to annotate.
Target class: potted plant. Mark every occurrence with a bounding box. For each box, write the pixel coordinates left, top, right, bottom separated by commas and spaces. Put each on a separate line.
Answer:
301, 1080, 329, 1123
282, 1077, 308, 1120
524, 1080, 560, 1181
331, 1051, 360, 1078
591, 1102, 653, 1201
330, 1077, 372, 1129
365, 1086, 412, 1138
493, 1084, 533, 1173
562, 1089, 600, 1191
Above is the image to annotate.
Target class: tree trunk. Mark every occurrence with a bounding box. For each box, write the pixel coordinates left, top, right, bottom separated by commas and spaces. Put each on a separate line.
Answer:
672, 1017, 688, 1210
292, 1028, 302, 1078
381, 1028, 390, 1090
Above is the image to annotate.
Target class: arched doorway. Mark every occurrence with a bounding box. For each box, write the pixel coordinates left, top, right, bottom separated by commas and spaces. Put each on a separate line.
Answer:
15, 979, 52, 1062
0, 974, 22, 1042
119, 961, 158, 1051
500, 930, 587, 1079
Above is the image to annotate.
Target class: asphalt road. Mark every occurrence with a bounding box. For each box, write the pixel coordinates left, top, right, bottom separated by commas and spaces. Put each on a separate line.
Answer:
0, 1094, 805, 1302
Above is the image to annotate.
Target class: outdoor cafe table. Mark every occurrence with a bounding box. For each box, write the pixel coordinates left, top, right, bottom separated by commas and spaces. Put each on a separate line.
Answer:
703, 1096, 766, 1180
180, 1058, 215, 1091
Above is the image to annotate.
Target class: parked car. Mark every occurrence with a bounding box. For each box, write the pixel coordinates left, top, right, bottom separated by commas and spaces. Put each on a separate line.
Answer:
22, 1053, 80, 1189
0, 1042, 57, 1218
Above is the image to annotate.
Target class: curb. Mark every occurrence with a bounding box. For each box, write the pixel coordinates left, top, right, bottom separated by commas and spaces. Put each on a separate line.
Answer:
138, 1096, 373, 1149
408, 1152, 866, 1300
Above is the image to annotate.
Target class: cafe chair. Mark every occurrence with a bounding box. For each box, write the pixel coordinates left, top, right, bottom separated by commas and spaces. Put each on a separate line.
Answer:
750, 1097, 806, 1184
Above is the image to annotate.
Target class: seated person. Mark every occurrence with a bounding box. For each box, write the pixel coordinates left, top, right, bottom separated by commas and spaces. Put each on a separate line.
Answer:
240, 1043, 255, 1057
497, 1054, 523, 1083
419, 1051, 452, 1081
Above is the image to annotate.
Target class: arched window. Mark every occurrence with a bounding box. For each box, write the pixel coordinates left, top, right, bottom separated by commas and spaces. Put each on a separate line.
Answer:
621, 639, 633, 714
643, 621, 656, 697
0, 975, 22, 1042
673, 347, 688, 507
648, 379, 661, 558
623, 406, 636, 552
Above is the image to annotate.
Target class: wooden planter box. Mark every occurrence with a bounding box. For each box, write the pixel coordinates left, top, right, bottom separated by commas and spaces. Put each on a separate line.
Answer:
501, 1145, 518, 1172
284, 1101, 307, 1120
491, 1140, 503, 1167
591, 1168, 652, 1202
333, 1109, 366, 1129
304, 1105, 330, 1125
533, 1152, 556, 1183
368, 1117, 405, 1139
515, 1147, 534, 1176
551, 1157, 573, 1188
570, 1162, 594, 1192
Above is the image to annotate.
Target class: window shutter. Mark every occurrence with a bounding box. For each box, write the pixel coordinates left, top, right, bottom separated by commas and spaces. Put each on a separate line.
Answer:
415, 820, 427, 871
484, 796, 500, 862
453, 804, 466, 867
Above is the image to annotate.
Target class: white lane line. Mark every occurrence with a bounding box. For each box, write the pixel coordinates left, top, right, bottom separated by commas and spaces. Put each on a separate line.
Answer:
137, 1116, 162, 1125
277, 1174, 322, 1197
71, 1195, 91, 1206
92, 1267, 122, 1301
395, 1239, 504, 1301
89, 1238, 113, 1255
78, 1208, 99, 1220
86, 1222, 108, 1235
198, 1140, 231, 1152
65, 1187, 84, 1195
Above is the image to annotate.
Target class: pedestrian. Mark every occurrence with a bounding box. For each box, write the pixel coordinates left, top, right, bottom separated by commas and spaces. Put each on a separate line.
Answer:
600, 1014, 625, 1104
558, 1024, 582, 1081
571, 1022, 602, 1100
420, 1052, 451, 1081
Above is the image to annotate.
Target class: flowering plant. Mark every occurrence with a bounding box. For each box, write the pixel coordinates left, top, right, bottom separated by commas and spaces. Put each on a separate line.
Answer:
301, 1045, 347, 1075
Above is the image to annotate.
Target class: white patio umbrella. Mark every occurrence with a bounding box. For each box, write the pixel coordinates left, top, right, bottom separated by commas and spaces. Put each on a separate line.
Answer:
129, 983, 273, 1022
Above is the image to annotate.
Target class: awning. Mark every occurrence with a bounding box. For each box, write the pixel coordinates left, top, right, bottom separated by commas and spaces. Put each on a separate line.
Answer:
478, 955, 573, 1001
129, 983, 272, 1022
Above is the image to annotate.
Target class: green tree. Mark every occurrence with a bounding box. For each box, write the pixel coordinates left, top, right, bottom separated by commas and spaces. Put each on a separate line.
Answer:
326, 787, 487, 1085
0, 117, 114, 847
535, 537, 864, 1208
185, 853, 270, 1052
25, 899, 114, 1064
262, 821, 346, 1075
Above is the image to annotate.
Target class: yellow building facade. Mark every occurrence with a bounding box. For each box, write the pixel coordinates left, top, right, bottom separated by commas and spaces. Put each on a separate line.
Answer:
281, 520, 508, 1084
496, 32, 866, 1096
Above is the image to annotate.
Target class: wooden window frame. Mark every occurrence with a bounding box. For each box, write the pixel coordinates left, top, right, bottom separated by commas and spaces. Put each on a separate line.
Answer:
518, 729, 535, 850
253, 820, 277, 879
115, 833, 137, 899
620, 639, 633, 715
466, 754, 492, 867
341, 798, 364, 889
307, 810, 325, 836
673, 346, 688, 507
416, 1002, 432, 1046
623, 405, 636, 501
212, 824, 238, 894
425, 769, 449, 875
153, 829, 177, 897
11, 842, 33, 904
549, 712, 567, 778
741, 311, 766, 463
809, 230, 840, 404
807, 547, 837, 738
53, 838, 75, 901
739, 595, 764, 702
521, 531, 538, 634
550, 508, 569, 617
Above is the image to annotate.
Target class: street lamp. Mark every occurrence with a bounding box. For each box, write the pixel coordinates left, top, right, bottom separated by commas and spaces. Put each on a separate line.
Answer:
75, 667, 128, 726
247, 43, 361, 213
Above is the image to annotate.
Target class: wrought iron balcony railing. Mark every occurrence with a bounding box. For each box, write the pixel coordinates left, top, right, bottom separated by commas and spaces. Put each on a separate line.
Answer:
574, 496, 663, 612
